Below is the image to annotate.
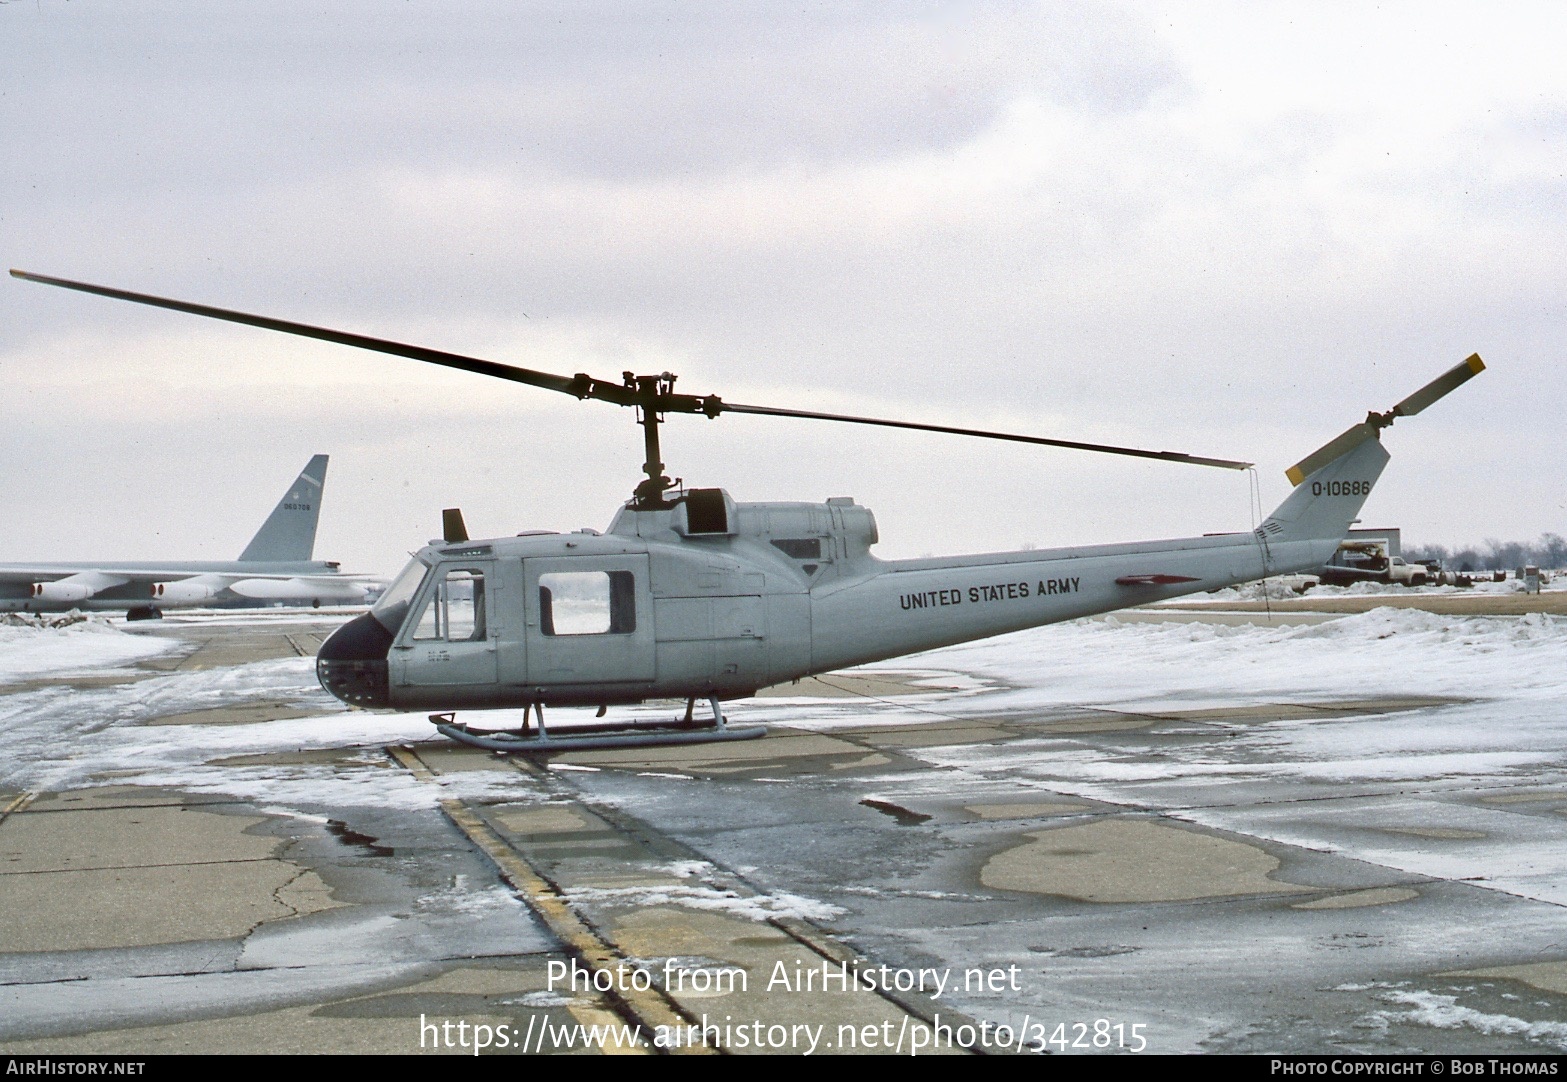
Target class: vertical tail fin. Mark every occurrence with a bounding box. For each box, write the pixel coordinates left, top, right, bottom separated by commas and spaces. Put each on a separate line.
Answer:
1260, 437, 1389, 544
239, 455, 329, 562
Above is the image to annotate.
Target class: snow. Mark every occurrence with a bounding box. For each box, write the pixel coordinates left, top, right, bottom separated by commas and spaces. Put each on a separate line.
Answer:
0, 617, 179, 683
562, 882, 846, 924
1186, 573, 1565, 604
727, 608, 1567, 730
1373, 989, 1567, 1049
852, 610, 1567, 792
0, 653, 543, 810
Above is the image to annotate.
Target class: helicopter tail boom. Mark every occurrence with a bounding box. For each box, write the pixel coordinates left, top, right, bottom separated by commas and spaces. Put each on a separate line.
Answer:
806, 399, 1411, 672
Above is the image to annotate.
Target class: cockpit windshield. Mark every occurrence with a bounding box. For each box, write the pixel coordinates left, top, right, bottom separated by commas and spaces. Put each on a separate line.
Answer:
371, 556, 431, 635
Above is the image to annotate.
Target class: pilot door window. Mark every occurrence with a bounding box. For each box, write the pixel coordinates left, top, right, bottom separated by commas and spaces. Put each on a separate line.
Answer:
538, 570, 636, 636
410, 569, 488, 642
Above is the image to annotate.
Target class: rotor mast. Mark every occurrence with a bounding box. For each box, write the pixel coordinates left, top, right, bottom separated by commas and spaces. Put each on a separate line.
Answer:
630, 371, 677, 510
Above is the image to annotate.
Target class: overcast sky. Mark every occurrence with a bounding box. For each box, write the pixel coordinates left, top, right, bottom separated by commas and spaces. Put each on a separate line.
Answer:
2, 1, 1562, 574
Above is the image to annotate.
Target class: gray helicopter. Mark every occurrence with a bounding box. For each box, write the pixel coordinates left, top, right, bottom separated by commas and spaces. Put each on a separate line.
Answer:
12, 270, 1483, 753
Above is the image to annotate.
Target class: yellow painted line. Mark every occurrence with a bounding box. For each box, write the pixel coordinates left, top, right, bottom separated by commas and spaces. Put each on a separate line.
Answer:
2, 792, 33, 815
387, 745, 437, 782
568, 1000, 649, 1056
387, 746, 703, 1055
0, 792, 36, 821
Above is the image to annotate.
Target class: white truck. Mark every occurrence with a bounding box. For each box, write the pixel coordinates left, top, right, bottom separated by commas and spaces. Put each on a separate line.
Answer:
1317, 539, 1430, 587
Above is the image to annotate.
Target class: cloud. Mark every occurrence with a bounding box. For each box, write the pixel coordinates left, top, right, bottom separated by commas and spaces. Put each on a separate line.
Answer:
2, 2, 1562, 566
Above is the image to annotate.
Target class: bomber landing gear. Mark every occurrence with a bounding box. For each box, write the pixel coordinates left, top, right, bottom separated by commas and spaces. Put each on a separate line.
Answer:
430, 696, 766, 753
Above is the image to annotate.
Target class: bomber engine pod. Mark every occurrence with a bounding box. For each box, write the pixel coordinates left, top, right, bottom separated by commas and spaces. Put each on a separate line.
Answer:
32, 580, 95, 602
152, 579, 219, 604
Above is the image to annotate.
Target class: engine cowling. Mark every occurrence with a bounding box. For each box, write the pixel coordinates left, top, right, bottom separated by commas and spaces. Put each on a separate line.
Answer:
32, 581, 93, 602
150, 580, 219, 605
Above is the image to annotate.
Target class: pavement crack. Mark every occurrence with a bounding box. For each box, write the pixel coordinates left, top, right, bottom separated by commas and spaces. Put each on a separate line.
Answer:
0, 856, 280, 877
269, 865, 310, 921
13, 797, 249, 816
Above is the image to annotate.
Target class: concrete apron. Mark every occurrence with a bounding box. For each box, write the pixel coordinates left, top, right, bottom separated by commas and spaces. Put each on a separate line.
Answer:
391, 743, 979, 1056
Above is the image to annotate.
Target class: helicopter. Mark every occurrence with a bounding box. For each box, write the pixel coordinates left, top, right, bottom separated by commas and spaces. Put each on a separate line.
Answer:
11, 269, 1484, 753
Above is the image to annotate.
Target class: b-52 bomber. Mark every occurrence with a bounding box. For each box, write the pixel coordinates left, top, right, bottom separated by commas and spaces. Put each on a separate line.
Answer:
0, 454, 371, 619
11, 268, 1484, 751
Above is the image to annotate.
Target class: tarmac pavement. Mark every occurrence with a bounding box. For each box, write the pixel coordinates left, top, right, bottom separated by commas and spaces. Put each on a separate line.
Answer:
2, 600, 1565, 1055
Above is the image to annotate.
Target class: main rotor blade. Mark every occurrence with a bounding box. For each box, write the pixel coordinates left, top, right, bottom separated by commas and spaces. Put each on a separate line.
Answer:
1393, 353, 1485, 417
720, 402, 1253, 470
12, 268, 1255, 471
10, 269, 585, 398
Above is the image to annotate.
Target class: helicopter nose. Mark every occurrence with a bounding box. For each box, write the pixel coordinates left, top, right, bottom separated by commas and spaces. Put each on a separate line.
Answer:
316, 612, 392, 708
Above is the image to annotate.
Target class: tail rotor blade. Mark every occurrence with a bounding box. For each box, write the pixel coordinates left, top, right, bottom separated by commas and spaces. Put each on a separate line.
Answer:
1288, 354, 1486, 484
1393, 354, 1485, 417
1285, 422, 1378, 486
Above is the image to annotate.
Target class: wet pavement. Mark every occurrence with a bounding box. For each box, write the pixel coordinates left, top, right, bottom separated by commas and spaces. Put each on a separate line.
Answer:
1, 607, 1565, 1054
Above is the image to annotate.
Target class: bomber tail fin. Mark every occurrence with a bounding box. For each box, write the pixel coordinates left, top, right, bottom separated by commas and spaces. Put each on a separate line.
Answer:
239, 455, 329, 562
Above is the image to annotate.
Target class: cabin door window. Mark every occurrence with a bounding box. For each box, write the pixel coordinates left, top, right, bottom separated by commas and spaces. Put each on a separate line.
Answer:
524, 556, 654, 685
396, 565, 498, 687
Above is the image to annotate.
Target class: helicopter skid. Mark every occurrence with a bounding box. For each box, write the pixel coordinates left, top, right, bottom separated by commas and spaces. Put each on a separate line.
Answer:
432, 721, 767, 753
429, 697, 767, 754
